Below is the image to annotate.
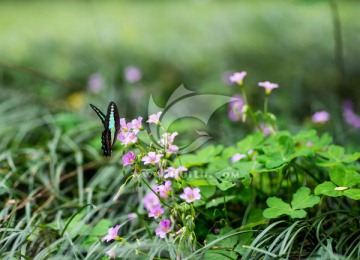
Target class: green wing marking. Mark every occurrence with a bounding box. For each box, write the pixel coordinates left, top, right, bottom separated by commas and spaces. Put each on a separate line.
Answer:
91, 102, 120, 156
106, 102, 120, 148
90, 104, 106, 128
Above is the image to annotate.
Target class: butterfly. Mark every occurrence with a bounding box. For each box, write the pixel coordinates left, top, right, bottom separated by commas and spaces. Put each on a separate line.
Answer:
90, 101, 120, 157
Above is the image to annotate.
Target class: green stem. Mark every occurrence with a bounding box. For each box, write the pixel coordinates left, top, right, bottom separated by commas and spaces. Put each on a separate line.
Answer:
241, 87, 261, 131
264, 95, 268, 121
223, 195, 230, 225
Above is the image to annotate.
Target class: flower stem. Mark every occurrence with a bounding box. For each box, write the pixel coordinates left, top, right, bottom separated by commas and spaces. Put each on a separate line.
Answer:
241, 87, 262, 131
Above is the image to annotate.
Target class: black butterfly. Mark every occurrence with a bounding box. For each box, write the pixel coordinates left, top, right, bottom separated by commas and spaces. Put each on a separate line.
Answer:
90, 102, 120, 157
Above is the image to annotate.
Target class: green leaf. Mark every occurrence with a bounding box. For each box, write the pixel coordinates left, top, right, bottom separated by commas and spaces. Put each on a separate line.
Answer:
200, 185, 216, 199
216, 179, 236, 191
204, 250, 238, 260
291, 187, 320, 210
206, 195, 237, 208
328, 145, 344, 158
179, 145, 223, 167
233, 161, 268, 174
329, 166, 360, 187
234, 233, 253, 256
214, 167, 251, 188
343, 189, 360, 200
236, 132, 264, 152
197, 145, 224, 160
186, 173, 236, 191
317, 145, 360, 167
314, 181, 343, 197
264, 188, 319, 219
263, 197, 292, 219
262, 135, 312, 170
245, 208, 267, 228
89, 219, 112, 236
289, 209, 307, 219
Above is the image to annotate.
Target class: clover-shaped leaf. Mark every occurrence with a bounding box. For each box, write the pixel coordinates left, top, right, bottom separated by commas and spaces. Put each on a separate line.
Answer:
263, 187, 320, 219
315, 166, 360, 200
330, 166, 360, 187
317, 145, 360, 167
261, 135, 313, 170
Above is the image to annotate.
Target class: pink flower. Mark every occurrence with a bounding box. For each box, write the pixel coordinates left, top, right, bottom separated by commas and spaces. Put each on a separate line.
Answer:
164, 166, 187, 180
130, 116, 143, 134
106, 247, 116, 259
343, 100, 360, 128
228, 95, 245, 122
159, 132, 178, 146
122, 151, 136, 166
87, 72, 104, 93
259, 123, 272, 137
141, 152, 163, 165
167, 144, 179, 154
312, 111, 330, 123
163, 132, 178, 144
148, 204, 164, 219
229, 71, 247, 85
142, 192, 160, 211
118, 131, 138, 145
147, 112, 162, 124
128, 213, 137, 222
258, 81, 279, 94
124, 66, 142, 83
180, 187, 201, 203
155, 220, 172, 238
158, 132, 179, 154
157, 181, 172, 198
231, 153, 246, 163
120, 118, 129, 131
103, 225, 120, 242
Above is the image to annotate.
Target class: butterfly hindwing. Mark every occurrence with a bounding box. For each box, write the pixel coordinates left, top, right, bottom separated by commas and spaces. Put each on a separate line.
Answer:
101, 129, 112, 157
91, 101, 120, 157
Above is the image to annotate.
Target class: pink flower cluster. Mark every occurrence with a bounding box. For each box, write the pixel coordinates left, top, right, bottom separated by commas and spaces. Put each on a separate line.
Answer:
159, 132, 179, 154
117, 117, 143, 145
124, 65, 142, 83
164, 166, 188, 180
312, 111, 330, 123
156, 181, 172, 198
228, 95, 245, 122
343, 100, 360, 129
142, 191, 164, 219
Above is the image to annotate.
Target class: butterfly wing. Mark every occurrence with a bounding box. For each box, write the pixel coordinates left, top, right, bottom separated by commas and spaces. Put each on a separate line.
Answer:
101, 129, 112, 157
91, 102, 120, 157
90, 104, 107, 128
105, 101, 120, 149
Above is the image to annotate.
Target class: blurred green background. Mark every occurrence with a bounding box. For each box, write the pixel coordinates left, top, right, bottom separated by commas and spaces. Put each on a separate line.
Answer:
0, 0, 359, 148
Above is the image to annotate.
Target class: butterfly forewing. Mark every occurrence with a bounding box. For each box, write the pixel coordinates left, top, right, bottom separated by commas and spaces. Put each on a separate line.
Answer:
91, 101, 120, 157
90, 104, 106, 128
106, 102, 120, 149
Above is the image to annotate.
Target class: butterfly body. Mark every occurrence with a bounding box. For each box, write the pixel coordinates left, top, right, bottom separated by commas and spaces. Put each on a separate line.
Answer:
90, 102, 120, 157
